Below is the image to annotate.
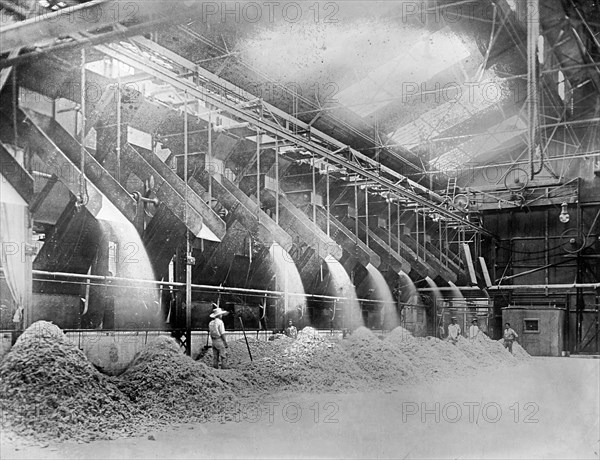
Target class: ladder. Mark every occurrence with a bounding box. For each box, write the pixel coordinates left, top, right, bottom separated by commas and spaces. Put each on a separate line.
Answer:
445, 177, 457, 205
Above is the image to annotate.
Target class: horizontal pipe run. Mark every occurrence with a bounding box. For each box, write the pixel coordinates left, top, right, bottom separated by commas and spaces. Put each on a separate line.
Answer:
488, 283, 600, 290
4, 269, 401, 305
417, 286, 484, 291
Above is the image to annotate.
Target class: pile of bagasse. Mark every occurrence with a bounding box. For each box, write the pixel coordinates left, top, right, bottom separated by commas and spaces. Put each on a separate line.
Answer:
0, 321, 530, 443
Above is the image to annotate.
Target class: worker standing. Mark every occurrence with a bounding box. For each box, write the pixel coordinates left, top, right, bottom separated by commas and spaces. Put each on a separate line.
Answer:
503, 322, 519, 354
447, 317, 461, 345
469, 318, 480, 341
285, 319, 298, 339
208, 306, 229, 369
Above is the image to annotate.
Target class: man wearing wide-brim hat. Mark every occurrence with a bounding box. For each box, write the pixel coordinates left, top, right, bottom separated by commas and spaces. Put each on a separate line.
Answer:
208, 305, 229, 369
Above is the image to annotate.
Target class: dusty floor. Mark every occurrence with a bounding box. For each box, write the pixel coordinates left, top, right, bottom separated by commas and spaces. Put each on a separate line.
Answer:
2, 357, 599, 460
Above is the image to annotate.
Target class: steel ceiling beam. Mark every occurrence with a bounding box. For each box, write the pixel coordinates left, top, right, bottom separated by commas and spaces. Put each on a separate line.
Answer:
0, 2, 215, 69
96, 41, 493, 238
0, 0, 122, 52
129, 38, 441, 200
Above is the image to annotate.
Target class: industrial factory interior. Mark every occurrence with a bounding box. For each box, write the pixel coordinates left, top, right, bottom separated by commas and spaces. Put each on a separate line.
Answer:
0, 0, 599, 459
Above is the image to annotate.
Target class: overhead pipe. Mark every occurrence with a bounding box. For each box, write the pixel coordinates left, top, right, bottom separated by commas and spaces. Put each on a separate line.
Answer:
10, 269, 399, 305
418, 286, 484, 291
488, 283, 600, 290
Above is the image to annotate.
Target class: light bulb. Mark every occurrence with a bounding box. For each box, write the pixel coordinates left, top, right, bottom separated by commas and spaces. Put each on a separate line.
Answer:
559, 202, 570, 223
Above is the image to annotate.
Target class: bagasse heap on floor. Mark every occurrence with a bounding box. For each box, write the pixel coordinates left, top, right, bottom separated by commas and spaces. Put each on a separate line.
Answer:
0, 322, 140, 442
212, 326, 527, 392
114, 336, 250, 423
1, 322, 531, 444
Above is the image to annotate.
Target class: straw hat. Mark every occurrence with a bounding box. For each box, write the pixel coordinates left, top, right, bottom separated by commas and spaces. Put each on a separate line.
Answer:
210, 307, 229, 318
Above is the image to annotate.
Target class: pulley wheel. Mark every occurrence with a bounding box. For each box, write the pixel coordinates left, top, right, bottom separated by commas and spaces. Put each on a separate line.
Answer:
504, 168, 529, 191
560, 228, 587, 254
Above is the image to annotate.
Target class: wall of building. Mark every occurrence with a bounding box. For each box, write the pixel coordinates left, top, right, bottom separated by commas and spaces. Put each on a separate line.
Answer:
502, 307, 565, 356
402, 304, 428, 337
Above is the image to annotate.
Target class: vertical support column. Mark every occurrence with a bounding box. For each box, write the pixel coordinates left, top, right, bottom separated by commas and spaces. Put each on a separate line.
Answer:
387, 196, 392, 249
415, 208, 420, 261
22, 211, 33, 329
575, 195, 584, 350
12, 65, 18, 150
256, 127, 261, 223
396, 201, 400, 255
256, 101, 264, 222
88, 233, 111, 329
326, 160, 330, 237
312, 152, 317, 224
275, 137, 279, 225
422, 210, 426, 263
174, 247, 186, 329
544, 210, 549, 297
364, 187, 369, 246
462, 227, 466, 262
183, 92, 192, 356
354, 181, 359, 239
445, 221, 450, 264
79, 48, 87, 206
18, 61, 33, 329
594, 290, 600, 353
284, 268, 288, 324
116, 72, 121, 183
527, 0, 540, 180
565, 289, 571, 352
207, 103, 212, 201
438, 219, 444, 266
